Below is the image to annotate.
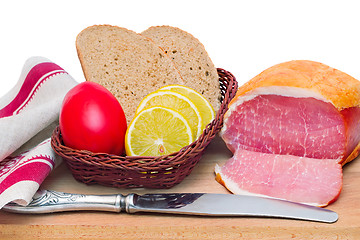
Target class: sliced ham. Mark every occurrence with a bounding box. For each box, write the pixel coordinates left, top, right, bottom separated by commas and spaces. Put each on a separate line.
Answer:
216, 60, 360, 206
215, 149, 342, 207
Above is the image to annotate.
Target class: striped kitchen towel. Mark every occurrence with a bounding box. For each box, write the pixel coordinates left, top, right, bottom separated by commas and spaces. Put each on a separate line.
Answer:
0, 56, 78, 208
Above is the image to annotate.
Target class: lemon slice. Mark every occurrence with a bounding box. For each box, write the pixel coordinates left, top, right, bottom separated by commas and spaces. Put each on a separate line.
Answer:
125, 106, 193, 156
160, 85, 215, 130
136, 90, 202, 139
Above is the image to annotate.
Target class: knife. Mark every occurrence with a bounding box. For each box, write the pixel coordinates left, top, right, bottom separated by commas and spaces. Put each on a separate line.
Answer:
1, 189, 338, 223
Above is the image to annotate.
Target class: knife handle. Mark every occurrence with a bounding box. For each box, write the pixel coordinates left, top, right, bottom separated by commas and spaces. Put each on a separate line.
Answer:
3, 190, 135, 214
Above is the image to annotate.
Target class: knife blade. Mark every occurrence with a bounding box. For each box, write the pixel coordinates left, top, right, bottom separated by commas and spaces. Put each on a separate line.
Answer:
1, 189, 338, 223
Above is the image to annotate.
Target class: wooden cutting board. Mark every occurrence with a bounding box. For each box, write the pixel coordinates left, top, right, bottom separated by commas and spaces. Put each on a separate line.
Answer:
0, 136, 359, 239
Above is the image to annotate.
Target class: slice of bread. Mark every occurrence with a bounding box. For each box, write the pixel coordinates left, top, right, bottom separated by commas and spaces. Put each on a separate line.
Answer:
76, 25, 184, 123
142, 26, 221, 110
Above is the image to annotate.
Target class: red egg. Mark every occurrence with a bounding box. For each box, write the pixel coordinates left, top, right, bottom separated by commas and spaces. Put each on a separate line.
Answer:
59, 82, 127, 155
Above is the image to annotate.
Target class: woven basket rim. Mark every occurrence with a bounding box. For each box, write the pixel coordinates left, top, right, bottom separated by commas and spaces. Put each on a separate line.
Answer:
51, 68, 238, 173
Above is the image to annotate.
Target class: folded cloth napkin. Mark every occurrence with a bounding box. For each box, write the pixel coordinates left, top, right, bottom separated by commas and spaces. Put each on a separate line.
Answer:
0, 56, 78, 208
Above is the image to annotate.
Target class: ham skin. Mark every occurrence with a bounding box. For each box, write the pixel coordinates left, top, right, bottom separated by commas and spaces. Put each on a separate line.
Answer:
217, 60, 360, 206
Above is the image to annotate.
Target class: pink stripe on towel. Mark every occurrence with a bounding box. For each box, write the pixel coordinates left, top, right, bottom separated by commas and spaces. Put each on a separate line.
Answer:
0, 62, 66, 117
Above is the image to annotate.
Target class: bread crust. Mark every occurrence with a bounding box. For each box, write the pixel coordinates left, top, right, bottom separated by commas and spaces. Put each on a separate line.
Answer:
230, 60, 360, 110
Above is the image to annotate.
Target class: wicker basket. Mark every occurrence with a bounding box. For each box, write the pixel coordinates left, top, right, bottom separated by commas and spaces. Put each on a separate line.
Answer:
51, 68, 238, 189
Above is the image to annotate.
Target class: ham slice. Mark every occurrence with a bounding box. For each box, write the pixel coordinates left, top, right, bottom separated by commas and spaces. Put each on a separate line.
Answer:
215, 149, 342, 206
216, 60, 360, 206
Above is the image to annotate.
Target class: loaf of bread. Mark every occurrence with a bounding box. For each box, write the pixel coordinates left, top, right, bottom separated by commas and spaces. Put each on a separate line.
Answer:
76, 25, 184, 123
142, 26, 221, 110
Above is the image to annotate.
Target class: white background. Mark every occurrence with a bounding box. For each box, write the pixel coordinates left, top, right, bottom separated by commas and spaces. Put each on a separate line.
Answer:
0, 0, 359, 98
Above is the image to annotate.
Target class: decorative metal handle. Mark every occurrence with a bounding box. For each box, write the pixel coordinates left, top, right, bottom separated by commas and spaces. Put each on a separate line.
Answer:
3, 189, 135, 214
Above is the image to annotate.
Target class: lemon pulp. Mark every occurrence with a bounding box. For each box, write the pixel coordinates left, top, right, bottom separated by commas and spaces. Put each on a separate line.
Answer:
159, 85, 215, 130
136, 90, 202, 139
125, 106, 193, 156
